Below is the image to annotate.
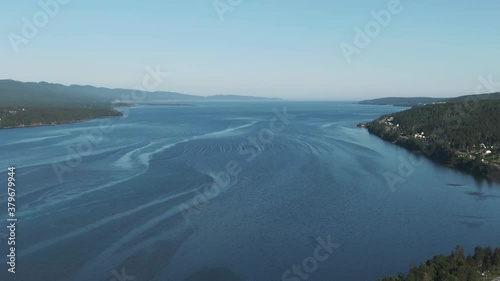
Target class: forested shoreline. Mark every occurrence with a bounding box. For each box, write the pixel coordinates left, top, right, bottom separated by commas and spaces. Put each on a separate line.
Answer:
379, 246, 500, 281
0, 106, 122, 129
361, 97, 500, 181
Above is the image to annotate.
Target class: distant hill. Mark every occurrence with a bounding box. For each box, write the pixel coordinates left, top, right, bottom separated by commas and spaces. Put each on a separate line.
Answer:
449, 92, 500, 102
359, 97, 448, 107
0, 79, 281, 129
359, 93, 500, 107
0, 79, 279, 107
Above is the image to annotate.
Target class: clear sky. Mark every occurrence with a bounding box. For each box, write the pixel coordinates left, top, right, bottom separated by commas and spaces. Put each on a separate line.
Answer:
1, 0, 500, 100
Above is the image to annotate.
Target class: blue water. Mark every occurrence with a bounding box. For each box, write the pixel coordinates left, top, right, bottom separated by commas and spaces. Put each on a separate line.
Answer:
0, 102, 499, 281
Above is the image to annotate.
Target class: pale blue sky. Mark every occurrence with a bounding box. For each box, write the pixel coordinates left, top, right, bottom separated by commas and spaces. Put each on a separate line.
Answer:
1, 0, 500, 100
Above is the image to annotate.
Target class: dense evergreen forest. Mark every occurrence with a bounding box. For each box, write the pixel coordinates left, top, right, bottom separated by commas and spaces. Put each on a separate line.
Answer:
379, 246, 500, 281
0, 106, 122, 128
363, 96, 500, 181
0, 80, 127, 128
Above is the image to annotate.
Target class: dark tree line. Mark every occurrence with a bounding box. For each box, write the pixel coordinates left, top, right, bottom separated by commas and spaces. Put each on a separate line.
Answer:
379, 246, 500, 281
0, 106, 122, 128
366, 99, 500, 179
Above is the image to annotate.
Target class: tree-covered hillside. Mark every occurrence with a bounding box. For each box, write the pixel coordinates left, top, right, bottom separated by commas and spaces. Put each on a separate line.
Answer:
0, 80, 125, 128
0, 79, 279, 129
379, 246, 500, 281
0, 79, 200, 107
363, 98, 500, 180
0, 106, 122, 128
0, 79, 279, 107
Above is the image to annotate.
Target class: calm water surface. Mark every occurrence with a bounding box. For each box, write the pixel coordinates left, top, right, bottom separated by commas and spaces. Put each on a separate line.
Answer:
0, 102, 499, 281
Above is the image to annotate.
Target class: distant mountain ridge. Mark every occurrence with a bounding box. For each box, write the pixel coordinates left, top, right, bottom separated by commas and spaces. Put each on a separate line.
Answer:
204, 94, 281, 101
359, 92, 500, 107
0, 79, 280, 107
0, 79, 280, 129
359, 97, 447, 106
449, 92, 500, 102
